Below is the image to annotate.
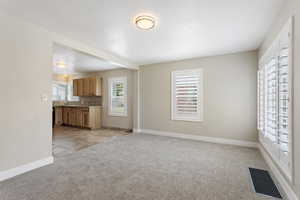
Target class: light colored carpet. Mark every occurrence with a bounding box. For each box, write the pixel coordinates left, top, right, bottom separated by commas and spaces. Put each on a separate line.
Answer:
0, 134, 282, 200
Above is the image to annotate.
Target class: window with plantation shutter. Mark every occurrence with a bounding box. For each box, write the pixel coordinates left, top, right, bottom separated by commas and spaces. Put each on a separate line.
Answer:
171, 69, 203, 121
258, 18, 293, 180
108, 77, 127, 117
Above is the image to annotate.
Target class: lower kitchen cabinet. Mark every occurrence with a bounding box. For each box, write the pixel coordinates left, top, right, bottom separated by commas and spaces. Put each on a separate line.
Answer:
62, 107, 70, 125
69, 109, 76, 126
60, 106, 101, 129
75, 109, 83, 127
54, 107, 63, 125
82, 111, 89, 128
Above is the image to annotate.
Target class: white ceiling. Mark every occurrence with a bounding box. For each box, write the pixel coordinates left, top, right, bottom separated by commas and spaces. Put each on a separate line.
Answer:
53, 44, 121, 74
0, 0, 284, 65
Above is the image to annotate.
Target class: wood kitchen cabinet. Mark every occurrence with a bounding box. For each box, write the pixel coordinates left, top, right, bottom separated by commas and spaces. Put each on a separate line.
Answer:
54, 107, 63, 125
82, 111, 89, 128
61, 106, 101, 129
73, 79, 78, 96
77, 79, 84, 96
89, 78, 96, 96
83, 78, 90, 96
75, 109, 83, 127
62, 107, 70, 124
69, 109, 77, 126
73, 77, 101, 97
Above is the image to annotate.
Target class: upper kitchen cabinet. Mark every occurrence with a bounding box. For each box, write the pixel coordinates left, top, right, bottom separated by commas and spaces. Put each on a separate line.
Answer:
83, 78, 90, 96
73, 78, 85, 96
91, 77, 102, 96
73, 79, 78, 96
73, 77, 102, 97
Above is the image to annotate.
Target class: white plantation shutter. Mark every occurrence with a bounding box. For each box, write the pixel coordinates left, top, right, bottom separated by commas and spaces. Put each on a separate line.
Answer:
265, 57, 278, 143
108, 77, 127, 116
172, 69, 203, 121
278, 24, 291, 165
258, 19, 293, 180
257, 70, 265, 132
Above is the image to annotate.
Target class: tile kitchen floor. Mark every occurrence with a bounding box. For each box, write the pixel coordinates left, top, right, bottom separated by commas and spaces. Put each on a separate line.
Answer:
52, 126, 131, 158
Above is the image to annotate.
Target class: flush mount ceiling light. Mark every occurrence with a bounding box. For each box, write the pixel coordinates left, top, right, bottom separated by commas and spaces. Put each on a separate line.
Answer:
56, 61, 67, 68
63, 74, 69, 79
135, 15, 156, 30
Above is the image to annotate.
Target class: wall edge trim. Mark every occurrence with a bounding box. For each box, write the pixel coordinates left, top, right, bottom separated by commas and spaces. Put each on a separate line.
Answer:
0, 156, 54, 182
134, 129, 258, 148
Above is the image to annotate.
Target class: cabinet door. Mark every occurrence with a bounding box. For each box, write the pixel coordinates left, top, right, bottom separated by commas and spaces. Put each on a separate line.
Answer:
69, 109, 76, 126
55, 107, 63, 125
89, 107, 101, 129
95, 78, 102, 96
83, 111, 90, 128
73, 79, 78, 96
76, 109, 83, 127
83, 78, 90, 96
62, 108, 69, 124
89, 78, 96, 96
77, 79, 83, 96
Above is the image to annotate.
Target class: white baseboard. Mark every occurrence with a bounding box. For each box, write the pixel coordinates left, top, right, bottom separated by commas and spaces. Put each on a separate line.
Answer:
133, 128, 141, 133
259, 144, 298, 200
0, 156, 54, 182
136, 129, 258, 148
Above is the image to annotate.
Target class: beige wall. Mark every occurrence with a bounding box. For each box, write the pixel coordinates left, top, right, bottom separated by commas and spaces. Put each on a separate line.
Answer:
0, 13, 53, 171
259, 0, 300, 198
0, 12, 135, 173
92, 69, 135, 130
139, 51, 258, 142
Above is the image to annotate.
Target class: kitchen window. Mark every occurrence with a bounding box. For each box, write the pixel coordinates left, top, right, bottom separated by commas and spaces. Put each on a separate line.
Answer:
171, 69, 203, 121
52, 82, 67, 101
108, 77, 127, 117
67, 79, 79, 101
52, 80, 79, 102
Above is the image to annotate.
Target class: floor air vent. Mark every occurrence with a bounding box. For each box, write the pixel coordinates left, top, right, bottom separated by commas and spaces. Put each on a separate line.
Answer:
249, 168, 282, 199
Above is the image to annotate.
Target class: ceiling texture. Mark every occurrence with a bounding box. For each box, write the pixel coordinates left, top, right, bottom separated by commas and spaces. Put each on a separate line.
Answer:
0, 0, 284, 65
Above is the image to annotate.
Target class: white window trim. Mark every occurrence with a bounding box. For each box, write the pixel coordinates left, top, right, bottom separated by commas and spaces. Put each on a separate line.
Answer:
52, 81, 68, 101
258, 18, 293, 182
67, 79, 80, 102
108, 77, 128, 117
171, 68, 204, 122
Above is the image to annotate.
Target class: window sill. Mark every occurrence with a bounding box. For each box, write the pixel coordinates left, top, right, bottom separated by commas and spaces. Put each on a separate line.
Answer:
109, 113, 128, 117
171, 118, 203, 122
